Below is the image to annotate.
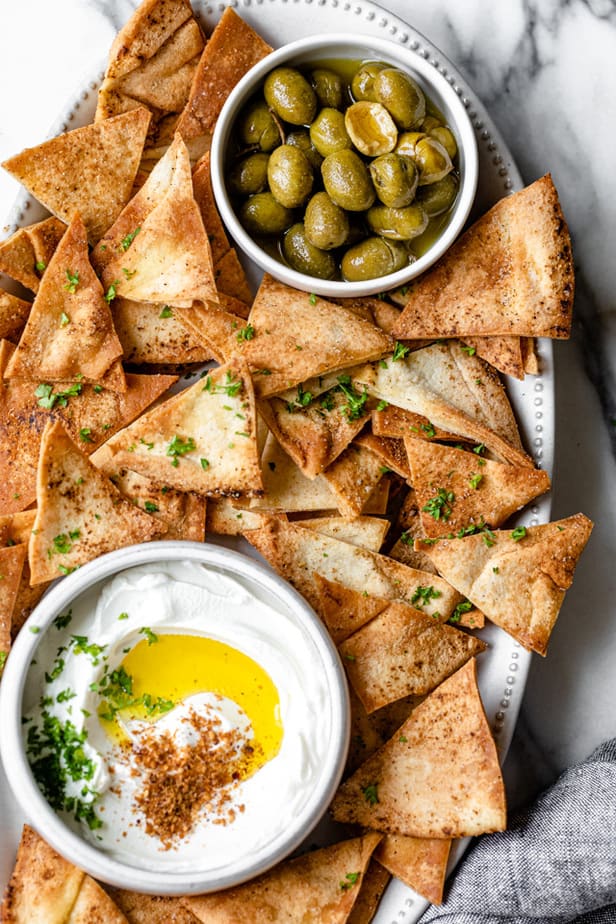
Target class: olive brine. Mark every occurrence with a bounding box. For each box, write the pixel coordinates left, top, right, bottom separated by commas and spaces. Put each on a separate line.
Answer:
227, 59, 460, 282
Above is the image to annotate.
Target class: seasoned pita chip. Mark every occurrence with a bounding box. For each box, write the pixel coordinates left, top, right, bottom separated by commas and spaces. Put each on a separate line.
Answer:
522, 337, 540, 374
183, 834, 382, 924
250, 431, 338, 513
206, 498, 270, 536
243, 276, 393, 397
0, 825, 85, 924
416, 513, 593, 655
112, 299, 212, 364
29, 421, 164, 584
389, 488, 438, 573
374, 835, 451, 905
347, 859, 390, 924
104, 358, 263, 496
0, 517, 49, 641
460, 336, 526, 381
331, 659, 507, 838
193, 151, 231, 265
347, 687, 385, 776
335, 295, 403, 337
0, 290, 31, 343
405, 440, 551, 538
92, 134, 218, 309
6, 214, 125, 388
356, 433, 410, 479
364, 477, 390, 516
313, 577, 390, 644
340, 600, 487, 712
0, 217, 65, 294
372, 404, 458, 442
213, 248, 253, 305
173, 301, 247, 363
394, 175, 574, 340
353, 342, 531, 467
299, 516, 389, 554
321, 443, 386, 518
2, 110, 151, 244
66, 877, 128, 924
244, 516, 461, 616
0, 544, 27, 676
111, 890, 200, 924
177, 8, 273, 153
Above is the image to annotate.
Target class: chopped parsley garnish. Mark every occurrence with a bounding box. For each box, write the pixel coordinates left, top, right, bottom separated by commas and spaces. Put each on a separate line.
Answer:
69, 635, 106, 666
35, 382, 82, 410
421, 421, 436, 438
122, 267, 136, 279
422, 488, 455, 521
29, 626, 41, 634
511, 526, 527, 542
93, 384, 103, 393
59, 312, 70, 327
203, 370, 243, 397
119, 226, 141, 252
336, 375, 368, 421
0, 651, 7, 673
469, 472, 483, 489
473, 443, 486, 455
53, 609, 73, 631
45, 657, 65, 683
159, 305, 173, 318
236, 323, 255, 342
139, 438, 154, 450
144, 501, 159, 513
461, 344, 476, 356
49, 530, 80, 557
97, 666, 173, 722
200, 458, 210, 470
58, 565, 78, 576
309, 293, 317, 305
64, 269, 79, 294
103, 280, 120, 303
166, 435, 196, 466
361, 782, 380, 805
448, 600, 473, 624
287, 383, 313, 412
392, 341, 410, 362
139, 627, 159, 646
35, 260, 46, 272
340, 872, 360, 891
411, 585, 442, 607
376, 400, 388, 411
56, 688, 77, 704
118, 612, 129, 620
78, 428, 93, 443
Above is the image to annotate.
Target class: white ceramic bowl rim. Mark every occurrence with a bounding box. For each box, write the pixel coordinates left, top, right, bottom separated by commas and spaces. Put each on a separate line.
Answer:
0, 541, 350, 895
211, 32, 479, 298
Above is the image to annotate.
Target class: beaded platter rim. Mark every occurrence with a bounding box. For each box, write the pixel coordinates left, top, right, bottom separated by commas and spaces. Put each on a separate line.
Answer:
1, 0, 554, 920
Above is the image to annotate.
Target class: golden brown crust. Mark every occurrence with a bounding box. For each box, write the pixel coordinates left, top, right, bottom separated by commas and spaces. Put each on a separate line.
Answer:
374, 835, 451, 905
0, 218, 66, 294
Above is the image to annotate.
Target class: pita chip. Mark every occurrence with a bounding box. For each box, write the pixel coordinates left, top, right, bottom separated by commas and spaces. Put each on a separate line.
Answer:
206, 498, 271, 536
405, 440, 551, 538
522, 337, 540, 374
0, 517, 48, 641
177, 8, 273, 154
103, 357, 263, 496
5, 214, 125, 388
0, 544, 27, 676
92, 133, 218, 309
393, 175, 574, 340
0, 290, 31, 343
331, 659, 507, 838
0, 218, 66, 294
416, 513, 593, 655
112, 299, 212, 365
374, 836, 451, 905
243, 275, 393, 397
29, 421, 164, 584
347, 687, 385, 775
250, 431, 339, 513
111, 890, 200, 924
347, 860, 391, 924
321, 443, 386, 518
213, 248, 253, 305
173, 301, 247, 363
389, 489, 438, 573
299, 516, 389, 554
356, 432, 411, 479
460, 336, 527, 381
2, 109, 151, 243
313, 577, 390, 644
372, 404, 458, 442
339, 600, 487, 713
66, 877, 128, 924
183, 833, 382, 924
192, 151, 231, 265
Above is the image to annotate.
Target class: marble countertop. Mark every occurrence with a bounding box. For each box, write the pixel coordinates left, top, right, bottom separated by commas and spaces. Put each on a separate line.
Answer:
1, 0, 614, 852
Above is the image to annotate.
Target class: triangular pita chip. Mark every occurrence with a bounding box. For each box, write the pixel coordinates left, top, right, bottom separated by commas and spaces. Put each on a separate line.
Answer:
346, 687, 385, 776
0, 544, 27, 676
0, 290, 31, 343
356, 433, 410, 479
339, 600, 487, 712
242, 275, 393, 397
416, 513, 593, 655
0, 510, 37, 547
347, 860, 391, 924
405, 440, 551, 538
173, 301, 248, 363
2, 109, 151, 243
183, 833, 382, 924
372, 403, 459, 442
92, 134, 218, 308
250, 430, 339, 513
334, 294, 403, 336
352, 342, 531, 467
393, 175, 574, 340
321, 443, 386, 518
29, 421, 164, 584
103, 357, 263, 496
461, 336, 526, 381
374, 835, 451, 905
313, 577, 391, 644
298, 516, 389, 554
66, 876, 128, 924
213, 248, 253, 305
331, 659, 507, 838
5, 214, 125, 388
192, 151, 231, 265
177, 8, 273, 154
111, 890, 200, 924
206, 498, 271, 537
112, 298, 212, 364
244, 515, 461, 617
363, 478, 390, 515
0, 512, 48, 641
388, 488, 438, 573
0, 217, 66, 293
522, 337, 540, 374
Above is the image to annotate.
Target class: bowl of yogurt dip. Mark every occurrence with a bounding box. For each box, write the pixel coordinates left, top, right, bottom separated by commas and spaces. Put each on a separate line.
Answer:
0, 541, 350, 895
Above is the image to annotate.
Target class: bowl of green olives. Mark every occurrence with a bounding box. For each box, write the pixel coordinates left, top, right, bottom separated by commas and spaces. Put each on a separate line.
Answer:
211, 34, 478, 296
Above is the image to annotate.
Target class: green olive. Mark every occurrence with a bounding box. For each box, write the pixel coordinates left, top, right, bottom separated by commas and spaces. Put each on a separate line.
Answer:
414, 136, 453, 185
421, 115, 442, 133
429, 125, 458, 160
286, 130, 324, 169
237, 100, 281, 152
351, 62, 386, 102
341, 236, 408, 281
263, 67, 317, 125
228, 152, 270, 196
310, 68, 344, 109
395, 131, 427, 158
374, 68, 426, 130
309, 108, 352, 157
283, 223, 336, 278
304, 192, 349, 250
416, 174, 459, 216
344, 101, 398, 156
366, 203, 428, 240
321, 149, 375, 211
369, 153, 418, 208
239, 192, 294, 235
267, 144, 314, 208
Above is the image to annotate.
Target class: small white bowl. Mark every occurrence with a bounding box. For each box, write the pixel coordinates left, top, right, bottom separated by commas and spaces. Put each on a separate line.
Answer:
211, 33, 479, 298
0, 542, 350, 895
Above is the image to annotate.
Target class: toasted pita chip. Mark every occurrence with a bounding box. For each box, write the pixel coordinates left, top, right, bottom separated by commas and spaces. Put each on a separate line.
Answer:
6, 214, 125, 388
340, 600, 487, 713
104, 358, 263, 496
206, 498, 270, 536
394, 175, 574, 340
0, 510, 37, 547
111, 890, 200, 924
331, 659, 507, 838
452, 604, 485, 630
346, 687, 385, 776
334, 295, 403, 337
389, 488, 438, 573
352, 342, 531, 467
0, 825, 85, 924
364, 478, 390, 516
313, 577, 390, 644
243, 276, 393, 397
183, 833, 382, 924
2, 110, 150, 244
321, 444, 385, 518
244, 516, 461, 616
250, 431, 338, 513
112, 299, 212, 364
522, 337, 540, 374
347, 859, 390, 924
177, 8, 273, 154
213, 248, 253, 305
192, 151, 231, 265
372, 404, 458, 442
405, 440, 551, 538
0, 290, 31, 343
92, 134, 218, 308
416, 513, 593, 655
374, 836, 451, 905
0, 218, 66, 294
66, 877, 128, 924
356, 433, 410, 479
299, 516, 389, 554
29, 421, 164, 584
0, 544, 27, 676
173, 301, 247, 363
460, 336, 526, 381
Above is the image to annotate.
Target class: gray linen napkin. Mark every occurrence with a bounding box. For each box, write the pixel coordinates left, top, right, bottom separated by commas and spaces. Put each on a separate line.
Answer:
419, 739, 616, 924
